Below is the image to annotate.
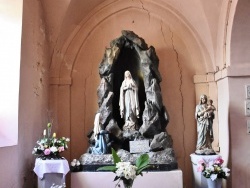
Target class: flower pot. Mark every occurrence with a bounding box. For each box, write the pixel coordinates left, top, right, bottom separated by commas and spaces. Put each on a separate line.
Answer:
122, 179, 134, 188
39, 153, 62, 160
206, 178, 222, 188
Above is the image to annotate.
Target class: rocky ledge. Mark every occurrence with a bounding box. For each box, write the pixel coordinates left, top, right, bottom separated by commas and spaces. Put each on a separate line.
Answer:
78, 148, 178, 171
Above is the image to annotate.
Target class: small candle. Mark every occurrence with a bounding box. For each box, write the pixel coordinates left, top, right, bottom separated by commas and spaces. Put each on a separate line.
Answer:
43, 129, 46, 136
53, 133, 56, 138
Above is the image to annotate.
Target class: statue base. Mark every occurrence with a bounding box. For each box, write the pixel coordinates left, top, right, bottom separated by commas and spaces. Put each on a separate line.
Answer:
195, 148, 216, 155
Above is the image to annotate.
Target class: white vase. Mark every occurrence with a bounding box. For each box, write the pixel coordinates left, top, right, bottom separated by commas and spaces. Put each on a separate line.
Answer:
206, 178, 222, 188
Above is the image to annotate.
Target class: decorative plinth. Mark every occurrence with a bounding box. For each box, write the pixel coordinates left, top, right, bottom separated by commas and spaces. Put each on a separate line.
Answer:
190, 153, 220, 188
71, 170, 183, 188
33, 158, 70, 188
37, 173, 65, 188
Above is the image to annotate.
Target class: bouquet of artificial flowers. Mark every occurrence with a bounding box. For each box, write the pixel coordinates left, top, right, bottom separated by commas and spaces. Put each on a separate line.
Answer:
32, 123, 70, 159
197, 157, 230, 181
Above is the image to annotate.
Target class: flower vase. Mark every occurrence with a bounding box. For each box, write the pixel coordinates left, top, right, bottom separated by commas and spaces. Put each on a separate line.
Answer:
207, 178, 222, 188
122, 179, 134, 188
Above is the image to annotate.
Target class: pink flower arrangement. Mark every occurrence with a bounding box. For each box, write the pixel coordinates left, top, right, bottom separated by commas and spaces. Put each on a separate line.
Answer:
197, 157, 230, 181
32, 123, 70, 159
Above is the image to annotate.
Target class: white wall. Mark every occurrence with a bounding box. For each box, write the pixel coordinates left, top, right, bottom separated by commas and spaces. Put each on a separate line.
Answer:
0, 0, 22, 147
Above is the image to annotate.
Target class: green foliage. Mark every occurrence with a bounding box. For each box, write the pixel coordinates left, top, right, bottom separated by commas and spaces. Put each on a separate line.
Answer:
111, 148, 121, 165
97, 165, 117, 172
96, 148, 151, 176
135, 154, 151, 175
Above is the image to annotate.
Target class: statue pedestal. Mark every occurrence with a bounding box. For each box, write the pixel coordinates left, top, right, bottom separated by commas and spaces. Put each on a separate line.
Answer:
190, 153, 220, 188
71, 170, 183, 188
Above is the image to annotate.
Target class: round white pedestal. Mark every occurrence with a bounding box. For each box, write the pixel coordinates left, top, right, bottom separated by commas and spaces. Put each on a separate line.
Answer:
190, 153, 220, 188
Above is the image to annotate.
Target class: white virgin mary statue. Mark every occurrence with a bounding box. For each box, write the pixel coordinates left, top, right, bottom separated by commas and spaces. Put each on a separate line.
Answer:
119, 70, 140, 131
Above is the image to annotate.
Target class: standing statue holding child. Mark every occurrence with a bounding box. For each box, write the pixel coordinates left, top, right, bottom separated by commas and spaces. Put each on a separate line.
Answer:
119, 70, 140, 131
195, 94, 216, 155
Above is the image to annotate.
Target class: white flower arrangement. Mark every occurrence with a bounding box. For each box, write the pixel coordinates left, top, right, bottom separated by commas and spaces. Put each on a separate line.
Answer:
97, 148, 151, 187
70, 159, 81, 167
70, 159, 81, 172
115, 162, 137, 180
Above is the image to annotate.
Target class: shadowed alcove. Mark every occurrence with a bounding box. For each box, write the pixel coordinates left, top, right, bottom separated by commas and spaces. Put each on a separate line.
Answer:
112, 46, 146, 129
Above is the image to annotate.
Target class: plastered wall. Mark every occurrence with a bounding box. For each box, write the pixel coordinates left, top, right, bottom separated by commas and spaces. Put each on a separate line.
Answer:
1, 0, 250, 188
49, 1, 213, 188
